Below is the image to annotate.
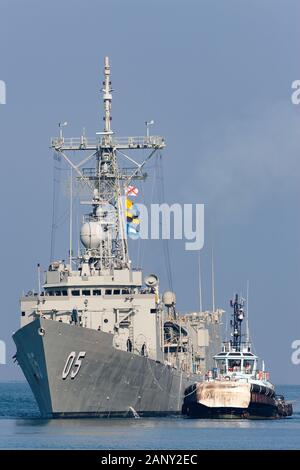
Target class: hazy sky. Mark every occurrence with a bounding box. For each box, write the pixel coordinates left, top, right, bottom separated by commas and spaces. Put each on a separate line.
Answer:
1, 0, 300, 383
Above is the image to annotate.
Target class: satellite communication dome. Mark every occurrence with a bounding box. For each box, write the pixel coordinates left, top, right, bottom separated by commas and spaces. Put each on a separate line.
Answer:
162, 291, 176, 307
80, 221, 103, 249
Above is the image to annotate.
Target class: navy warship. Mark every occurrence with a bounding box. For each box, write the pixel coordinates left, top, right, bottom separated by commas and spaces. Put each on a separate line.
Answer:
13, 57, 224, 418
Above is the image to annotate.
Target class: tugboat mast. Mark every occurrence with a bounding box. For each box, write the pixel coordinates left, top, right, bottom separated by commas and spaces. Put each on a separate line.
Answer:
230, 294, 245, 352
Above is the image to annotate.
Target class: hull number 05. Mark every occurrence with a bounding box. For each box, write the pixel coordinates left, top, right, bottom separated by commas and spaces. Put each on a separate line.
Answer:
62, 351, 86, 379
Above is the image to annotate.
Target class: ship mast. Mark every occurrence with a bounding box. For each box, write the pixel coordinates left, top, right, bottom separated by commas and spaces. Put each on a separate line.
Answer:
103, 56, 112, 136
50, 56, 165, 274
94, 55, 128, 270
230, 294, 245, 352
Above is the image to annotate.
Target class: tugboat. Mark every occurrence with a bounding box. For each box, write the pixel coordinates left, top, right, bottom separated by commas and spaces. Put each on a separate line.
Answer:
183, 294, 293, 419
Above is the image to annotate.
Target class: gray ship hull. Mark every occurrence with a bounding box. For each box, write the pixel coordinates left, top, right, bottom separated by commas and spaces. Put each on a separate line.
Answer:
13, 318, 196, 418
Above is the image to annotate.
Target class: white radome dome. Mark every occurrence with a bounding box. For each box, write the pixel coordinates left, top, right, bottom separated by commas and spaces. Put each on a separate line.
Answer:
80, 221, 103, 249
162, 291, 176, 307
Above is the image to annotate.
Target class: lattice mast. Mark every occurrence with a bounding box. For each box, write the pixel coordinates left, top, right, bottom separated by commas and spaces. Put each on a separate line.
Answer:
51, 57, 165, 274
95, 56, 129, 270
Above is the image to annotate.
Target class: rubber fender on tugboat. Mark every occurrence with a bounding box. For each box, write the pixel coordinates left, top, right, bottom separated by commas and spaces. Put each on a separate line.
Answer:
251, 383, 275, 398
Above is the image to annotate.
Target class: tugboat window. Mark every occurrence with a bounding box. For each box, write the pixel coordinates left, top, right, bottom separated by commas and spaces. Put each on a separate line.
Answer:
216, 359, 226, 374
72, 290, 80, 296
243, 360, 254, 373
82, 290, 91, 296
228, 359, 241, 372
105, 289, 112, 295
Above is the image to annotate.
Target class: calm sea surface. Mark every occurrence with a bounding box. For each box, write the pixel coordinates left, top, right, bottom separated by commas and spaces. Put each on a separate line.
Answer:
0, 383, 299, 450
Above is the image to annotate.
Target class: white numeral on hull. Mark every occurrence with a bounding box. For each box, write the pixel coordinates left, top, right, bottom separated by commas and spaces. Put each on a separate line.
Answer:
62, 351, 86, 379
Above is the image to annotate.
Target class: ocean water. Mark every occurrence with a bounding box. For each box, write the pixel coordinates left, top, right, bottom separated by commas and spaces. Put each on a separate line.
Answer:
0, 382, 299, 450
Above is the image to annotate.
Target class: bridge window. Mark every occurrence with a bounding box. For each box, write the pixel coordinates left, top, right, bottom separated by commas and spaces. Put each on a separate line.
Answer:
114, 289, 120, 295
243, 360, 255, 374
228, 359, 241, 372
105, 289, 112, 295
82, 290, 91, 296
55, 291, 61, 296
216, 359, 226, 374
62, 290, 68, 296
72, 290, 80, 296
93, 289, 101, 295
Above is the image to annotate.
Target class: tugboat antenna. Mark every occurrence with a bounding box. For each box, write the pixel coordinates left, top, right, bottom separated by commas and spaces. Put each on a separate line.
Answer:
211, 247, 215, 312
246, 280, 250, 344
198, 251, 203, 312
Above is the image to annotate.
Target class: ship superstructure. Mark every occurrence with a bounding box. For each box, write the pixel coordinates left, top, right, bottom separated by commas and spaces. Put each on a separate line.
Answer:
13, 58, 224, 417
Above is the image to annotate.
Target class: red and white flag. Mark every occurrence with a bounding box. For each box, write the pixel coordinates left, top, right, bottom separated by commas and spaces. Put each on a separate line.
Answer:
125, 185, 139, 197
